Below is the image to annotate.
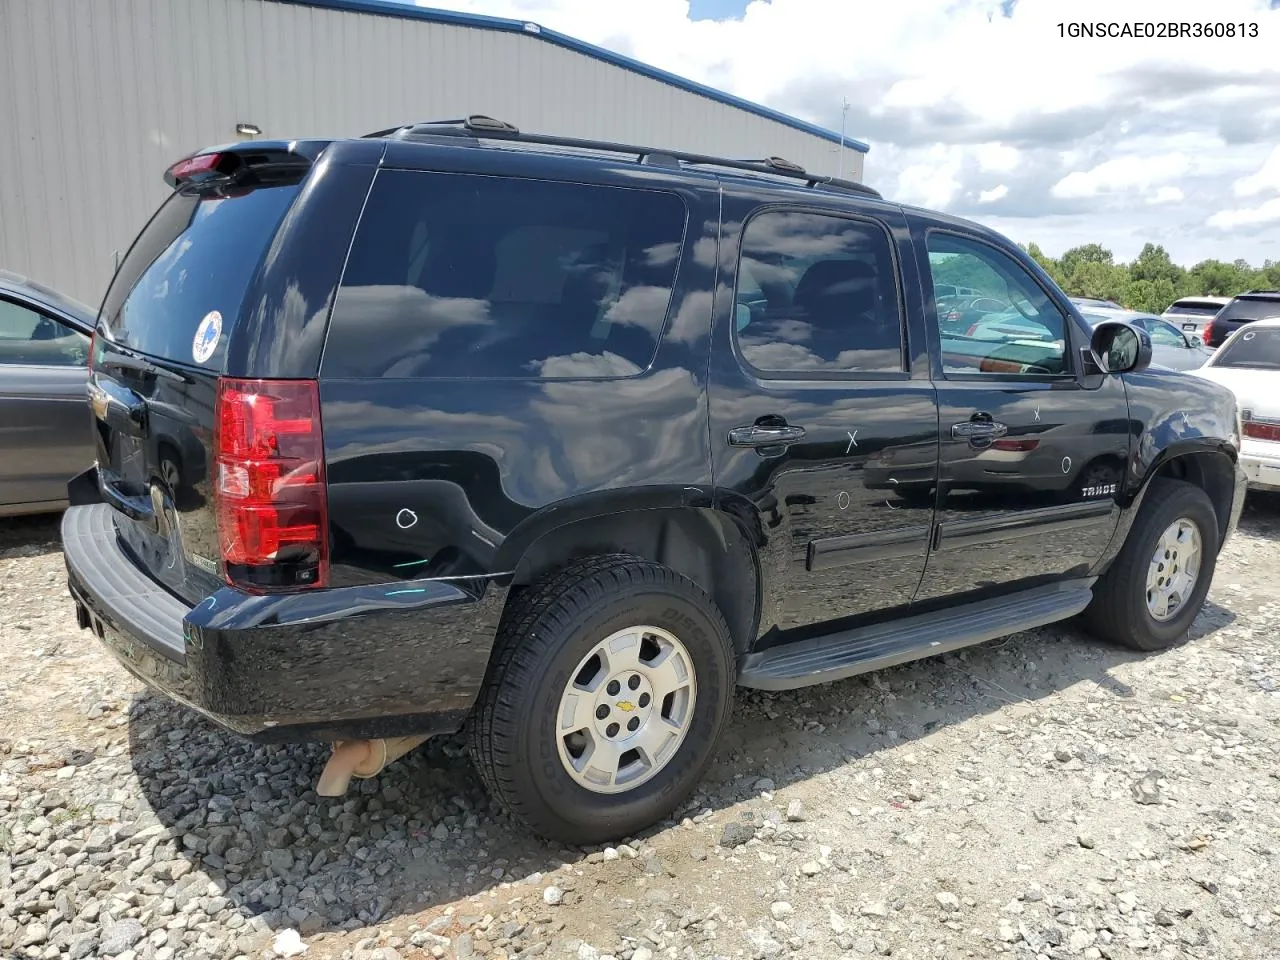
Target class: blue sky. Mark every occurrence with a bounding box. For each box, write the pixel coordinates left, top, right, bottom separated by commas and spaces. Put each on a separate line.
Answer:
687, 0, 748, 19
418, 0, 1280, 266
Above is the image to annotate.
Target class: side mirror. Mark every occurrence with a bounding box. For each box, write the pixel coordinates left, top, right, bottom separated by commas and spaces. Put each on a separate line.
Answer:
1189, 335, 1203, 347
1089, 320, 1152, 375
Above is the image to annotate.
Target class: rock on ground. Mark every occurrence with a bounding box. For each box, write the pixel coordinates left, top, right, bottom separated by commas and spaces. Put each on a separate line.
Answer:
2, 501, 1280, 959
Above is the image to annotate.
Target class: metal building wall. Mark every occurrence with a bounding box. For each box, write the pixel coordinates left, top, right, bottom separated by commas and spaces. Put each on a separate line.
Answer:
0, 0, 864, 306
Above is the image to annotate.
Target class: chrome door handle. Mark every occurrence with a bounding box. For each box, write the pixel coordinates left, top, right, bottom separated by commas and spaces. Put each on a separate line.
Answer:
728, 424, 807, 447
951, 420, 1007, 439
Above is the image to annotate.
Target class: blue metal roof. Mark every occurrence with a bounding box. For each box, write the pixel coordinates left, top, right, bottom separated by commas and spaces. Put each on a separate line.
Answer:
276, 0, 870, 154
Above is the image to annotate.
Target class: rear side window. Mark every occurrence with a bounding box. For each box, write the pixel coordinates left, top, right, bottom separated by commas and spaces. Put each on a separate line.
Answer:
100, 182, 302, 367
733, 210, 904, 376
1214, 327, 1280, 369
323, 170, 688, 379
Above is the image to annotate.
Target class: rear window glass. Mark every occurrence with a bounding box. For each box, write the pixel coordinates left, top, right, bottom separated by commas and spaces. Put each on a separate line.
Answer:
323, 170, 687, 379
1214, 327, 1280, 369
100, 182, 301, 367
1220, 297, 1280, 323
1165, 301, 1222, 318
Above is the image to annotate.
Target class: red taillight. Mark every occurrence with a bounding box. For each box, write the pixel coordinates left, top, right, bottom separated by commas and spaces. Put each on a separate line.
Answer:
1243, 419, 1280, 442
991, 438, 1040, 452
1202, 319, 1215, 344
214, 378, 328, 591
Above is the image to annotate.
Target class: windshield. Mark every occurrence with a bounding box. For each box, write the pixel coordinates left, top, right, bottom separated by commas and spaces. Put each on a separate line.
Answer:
1213, 326, 1280, 369
99, 181, 301, 367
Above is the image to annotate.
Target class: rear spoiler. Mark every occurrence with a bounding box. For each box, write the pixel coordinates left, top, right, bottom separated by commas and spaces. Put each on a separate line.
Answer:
163, 140, 331, 189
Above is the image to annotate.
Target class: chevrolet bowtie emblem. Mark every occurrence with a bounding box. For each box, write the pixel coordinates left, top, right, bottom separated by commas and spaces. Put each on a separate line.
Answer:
616, 700, 636, 713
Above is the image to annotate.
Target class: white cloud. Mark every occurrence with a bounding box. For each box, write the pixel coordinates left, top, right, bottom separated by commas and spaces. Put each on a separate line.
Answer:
1208, 197, 1280, 230
1233, 146, 1280, 198
974, 144, 1021, 174
1149, 186, 1185, 205
420, 0, 1280, 264
1051, 154, 1189, 199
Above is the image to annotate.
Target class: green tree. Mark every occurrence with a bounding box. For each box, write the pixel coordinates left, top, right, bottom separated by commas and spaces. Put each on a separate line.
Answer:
1130, 243, 1184, 288
1068, 260, 1128, 303
1060, 243, 1113, 278
1024, 242, 1068, 287
1125, 278, 1177, 314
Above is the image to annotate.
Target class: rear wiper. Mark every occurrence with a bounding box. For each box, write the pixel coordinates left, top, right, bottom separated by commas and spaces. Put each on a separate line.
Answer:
99, 353, 191, 384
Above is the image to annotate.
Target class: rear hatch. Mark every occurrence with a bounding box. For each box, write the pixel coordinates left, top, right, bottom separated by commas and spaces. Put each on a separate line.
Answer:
1211, 294, 1280, 341
90, 147, 315, 604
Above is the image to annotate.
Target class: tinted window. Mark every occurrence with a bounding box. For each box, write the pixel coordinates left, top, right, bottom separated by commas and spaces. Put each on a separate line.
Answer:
1214, 327, 1280, 369
733, 211, 903, 375
0, 299, 89, 367
1165, 301, 1223, 318
323, 170, 687, 379
927, 233, 1068, 376
100, 181, 301, 367
1220, 296, 1280, 323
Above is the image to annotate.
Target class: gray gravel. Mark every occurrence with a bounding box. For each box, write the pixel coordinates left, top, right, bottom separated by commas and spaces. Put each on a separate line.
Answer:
2, 497, 1279, 960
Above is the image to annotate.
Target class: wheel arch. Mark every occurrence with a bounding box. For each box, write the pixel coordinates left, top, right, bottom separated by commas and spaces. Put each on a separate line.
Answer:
1098, 442, 1239, 575
496, 495, 762, 658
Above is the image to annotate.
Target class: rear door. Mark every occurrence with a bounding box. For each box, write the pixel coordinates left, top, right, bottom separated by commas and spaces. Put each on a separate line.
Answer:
89, 152, 314, 602
0, 297, 93, 509
910, 218, 1130, 603
709, 188, 939, 634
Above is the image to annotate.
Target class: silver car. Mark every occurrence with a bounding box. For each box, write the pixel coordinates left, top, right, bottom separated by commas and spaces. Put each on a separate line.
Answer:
1079, 309, 1214, 371
0, 270, 95, 516
1160, 295, 1230, 340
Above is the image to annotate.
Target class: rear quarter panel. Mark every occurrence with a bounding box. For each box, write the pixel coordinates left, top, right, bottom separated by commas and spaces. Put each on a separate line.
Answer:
318, 162, 721, 586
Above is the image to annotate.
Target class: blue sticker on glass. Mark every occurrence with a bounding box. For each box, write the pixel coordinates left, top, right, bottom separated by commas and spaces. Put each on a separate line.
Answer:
192, 310, 222, 363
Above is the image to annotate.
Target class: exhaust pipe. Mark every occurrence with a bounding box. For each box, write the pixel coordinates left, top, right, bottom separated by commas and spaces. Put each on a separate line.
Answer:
315, 735, 429, 797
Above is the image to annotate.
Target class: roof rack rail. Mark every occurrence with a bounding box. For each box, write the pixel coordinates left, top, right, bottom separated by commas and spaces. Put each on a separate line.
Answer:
366, 115, 881, 199
1243, 288, 1280, 295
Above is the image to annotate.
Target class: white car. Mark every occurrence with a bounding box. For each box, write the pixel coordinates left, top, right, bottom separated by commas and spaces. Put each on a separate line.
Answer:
1191, 317, 1280, 492
1161, 296, 1230, 339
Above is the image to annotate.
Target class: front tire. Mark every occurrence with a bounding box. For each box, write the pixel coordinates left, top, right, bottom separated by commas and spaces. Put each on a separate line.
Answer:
1083, 478, 1219, 651
469, 555, 736, 844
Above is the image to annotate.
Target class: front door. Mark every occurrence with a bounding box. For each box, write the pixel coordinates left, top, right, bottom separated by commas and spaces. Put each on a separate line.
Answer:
909, 222, 1130, 603
710, 192, 939, 635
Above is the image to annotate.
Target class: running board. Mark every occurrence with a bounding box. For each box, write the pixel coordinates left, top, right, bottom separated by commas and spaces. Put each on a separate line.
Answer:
738, 578, 1095, 691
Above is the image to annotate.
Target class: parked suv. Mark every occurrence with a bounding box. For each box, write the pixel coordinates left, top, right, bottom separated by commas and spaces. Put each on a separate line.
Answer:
1203, 290, 1280, 347
64, 118, 1247, 844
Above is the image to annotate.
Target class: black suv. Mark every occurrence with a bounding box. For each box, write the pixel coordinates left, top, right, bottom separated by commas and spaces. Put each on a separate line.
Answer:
64, 118, 1247, 844
1203, 290, 1280, 347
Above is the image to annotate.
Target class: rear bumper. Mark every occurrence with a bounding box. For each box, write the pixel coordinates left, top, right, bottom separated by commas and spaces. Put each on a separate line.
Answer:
63, 504, 507, 743
1240, 440, 1280, 492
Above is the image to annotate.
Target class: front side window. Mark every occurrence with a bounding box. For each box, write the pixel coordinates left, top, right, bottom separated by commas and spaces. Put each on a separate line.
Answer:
324, 170, 688, 380
733, 210, 904, 375
0, 299, 89, 367
927, 233, 1069, 376
1147, 320, 1186, 347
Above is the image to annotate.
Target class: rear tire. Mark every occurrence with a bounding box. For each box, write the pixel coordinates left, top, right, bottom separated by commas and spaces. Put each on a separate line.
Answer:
1083, 478, 1218, 651
468, 554, 736, 845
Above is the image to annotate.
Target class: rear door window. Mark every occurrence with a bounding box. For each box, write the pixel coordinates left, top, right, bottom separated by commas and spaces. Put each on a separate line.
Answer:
731, 210, 905, 376
323, 170, 688, 380
99, 181, 302, 368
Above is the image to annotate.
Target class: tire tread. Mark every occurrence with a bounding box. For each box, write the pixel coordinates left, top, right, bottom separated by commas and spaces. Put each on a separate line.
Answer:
468, 554, 732, 838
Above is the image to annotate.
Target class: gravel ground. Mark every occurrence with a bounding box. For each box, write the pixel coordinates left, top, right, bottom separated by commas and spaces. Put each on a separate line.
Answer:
2, 499, 1278, 960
